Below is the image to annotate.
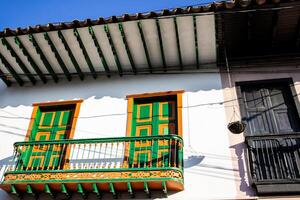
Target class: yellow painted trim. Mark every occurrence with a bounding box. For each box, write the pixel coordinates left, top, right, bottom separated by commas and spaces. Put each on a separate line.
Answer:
25, 106, 39, 141
177, 93, 183, 137
136, 103, 153, 123
32, 99, 83, 106
28, 155, 45, 168
126, 90, 184, 99
125, 98, 134, 137
38, 112, 56, 129
49, 154, 61, 168
159, 123, 175, 135
159, 101, 176, 121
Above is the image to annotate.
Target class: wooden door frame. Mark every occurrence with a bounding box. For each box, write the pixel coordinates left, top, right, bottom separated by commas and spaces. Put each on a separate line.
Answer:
24, 99, 83, 169
125, 90, 184, 137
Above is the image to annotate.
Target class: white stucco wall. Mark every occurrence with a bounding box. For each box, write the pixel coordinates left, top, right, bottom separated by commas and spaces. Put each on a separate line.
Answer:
0, 72, 240, 199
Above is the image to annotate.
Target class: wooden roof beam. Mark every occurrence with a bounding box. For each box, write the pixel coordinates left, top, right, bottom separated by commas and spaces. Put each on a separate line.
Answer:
137, 21, 152, 73
57, 30, 84, 80
155, 19, 167, 72
0, 68, 12, 86
193, 16, 200, 69
118, 23, 137, 74
88, 26, 111, 77
271, 10, 279, 48
73, 28, 97, 79
247, 12, 254, 55
29, 34, 59, 82
44, 32, 72, 81
2, 38, 36, 85
104, 25, 123, 76
295, 15, 300, 49
14, 36, 47, 83
173, 17, 183, 70
0, 51, 24, 86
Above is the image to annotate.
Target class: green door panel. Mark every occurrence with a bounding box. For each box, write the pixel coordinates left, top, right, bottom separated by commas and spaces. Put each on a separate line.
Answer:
129, 96, 178, 168
20, 107, 74, 170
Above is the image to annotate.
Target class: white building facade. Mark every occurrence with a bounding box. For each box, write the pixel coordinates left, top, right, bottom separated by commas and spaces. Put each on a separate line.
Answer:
0, 0, 300, 199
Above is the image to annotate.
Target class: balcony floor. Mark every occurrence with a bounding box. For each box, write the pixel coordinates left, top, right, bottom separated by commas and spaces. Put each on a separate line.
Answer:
0, 168, 183, 198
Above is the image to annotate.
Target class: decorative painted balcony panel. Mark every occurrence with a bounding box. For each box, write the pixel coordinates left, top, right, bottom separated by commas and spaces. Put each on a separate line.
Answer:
245, 133, 300, 195
0, 135, 183, 198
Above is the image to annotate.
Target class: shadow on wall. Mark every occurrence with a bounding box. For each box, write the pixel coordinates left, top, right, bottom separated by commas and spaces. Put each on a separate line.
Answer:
0, 73, 222, 108
230, 142, 256, 196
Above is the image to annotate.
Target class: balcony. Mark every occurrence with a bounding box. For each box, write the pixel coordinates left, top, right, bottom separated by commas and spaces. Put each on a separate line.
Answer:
0, 135, 183, 198
245, 133, 300, 195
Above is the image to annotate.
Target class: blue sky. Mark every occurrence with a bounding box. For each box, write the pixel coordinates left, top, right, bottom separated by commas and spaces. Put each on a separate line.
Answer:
0, 0, 215, 30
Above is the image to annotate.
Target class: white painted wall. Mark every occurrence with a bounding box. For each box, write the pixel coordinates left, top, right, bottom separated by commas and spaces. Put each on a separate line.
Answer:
0, 72, 239, 199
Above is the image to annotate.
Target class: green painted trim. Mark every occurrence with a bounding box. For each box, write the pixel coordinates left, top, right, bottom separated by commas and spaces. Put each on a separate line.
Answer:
155, 19, 167, 71
92, 183, 101, 198
73, 28, 97, 79
109, 183, 117, 199
88, 26, 111, 77
77, 183, 86, 198
137, 21, 152, 73
1, 38, 36, 85
173, 17, 183, 70
14, 36, 47, 83
14, 134, 183, 146
57, 30, 84, 80
29, 34, 59, 82
118, 23, 136, 74
127, 182, 134, 198
143, 182, 150, 198
10, 185, 19, 197
44, 183, 54, 197
44, 32, 72, 81
162, 181, 167, 196
0, 68, 12, 86
193, 16, 200, 69
104, 25, 123, 76
26, 185, 34, 196
61, 183, 69, 197
0, 51, 24, 86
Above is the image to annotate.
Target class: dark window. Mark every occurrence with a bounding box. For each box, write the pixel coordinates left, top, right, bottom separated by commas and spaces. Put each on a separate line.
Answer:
238, 79, 300, 195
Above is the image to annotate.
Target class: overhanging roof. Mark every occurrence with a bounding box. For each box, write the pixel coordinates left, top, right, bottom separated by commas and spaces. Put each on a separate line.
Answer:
0, 0, 298, 86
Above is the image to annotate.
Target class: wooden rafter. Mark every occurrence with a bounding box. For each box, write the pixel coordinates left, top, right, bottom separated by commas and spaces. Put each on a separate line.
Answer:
296, 15, 300, 49
104, 25, 123, 76
0, 51, 24, 86
88, 26, 111, 77
2, 38, 36, 85
247, 12, 254, 54
173, 17, 183, 70
137, 21, 152, 73
155, 19, 167, 71
44, 32, 72, 81
271, 10, 279, 48
73, 28, 97, 79
193, 16, 200, 69
0, 68, 11, 86
57, 30, 84, 80
14, 36, 47, 83
118, 23, 137, 74
29, 34, 58, 82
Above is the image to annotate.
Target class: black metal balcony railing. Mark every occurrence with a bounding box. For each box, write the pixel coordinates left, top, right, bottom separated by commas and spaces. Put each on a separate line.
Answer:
5, 135, 183, 173
245, 133, 300, 194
